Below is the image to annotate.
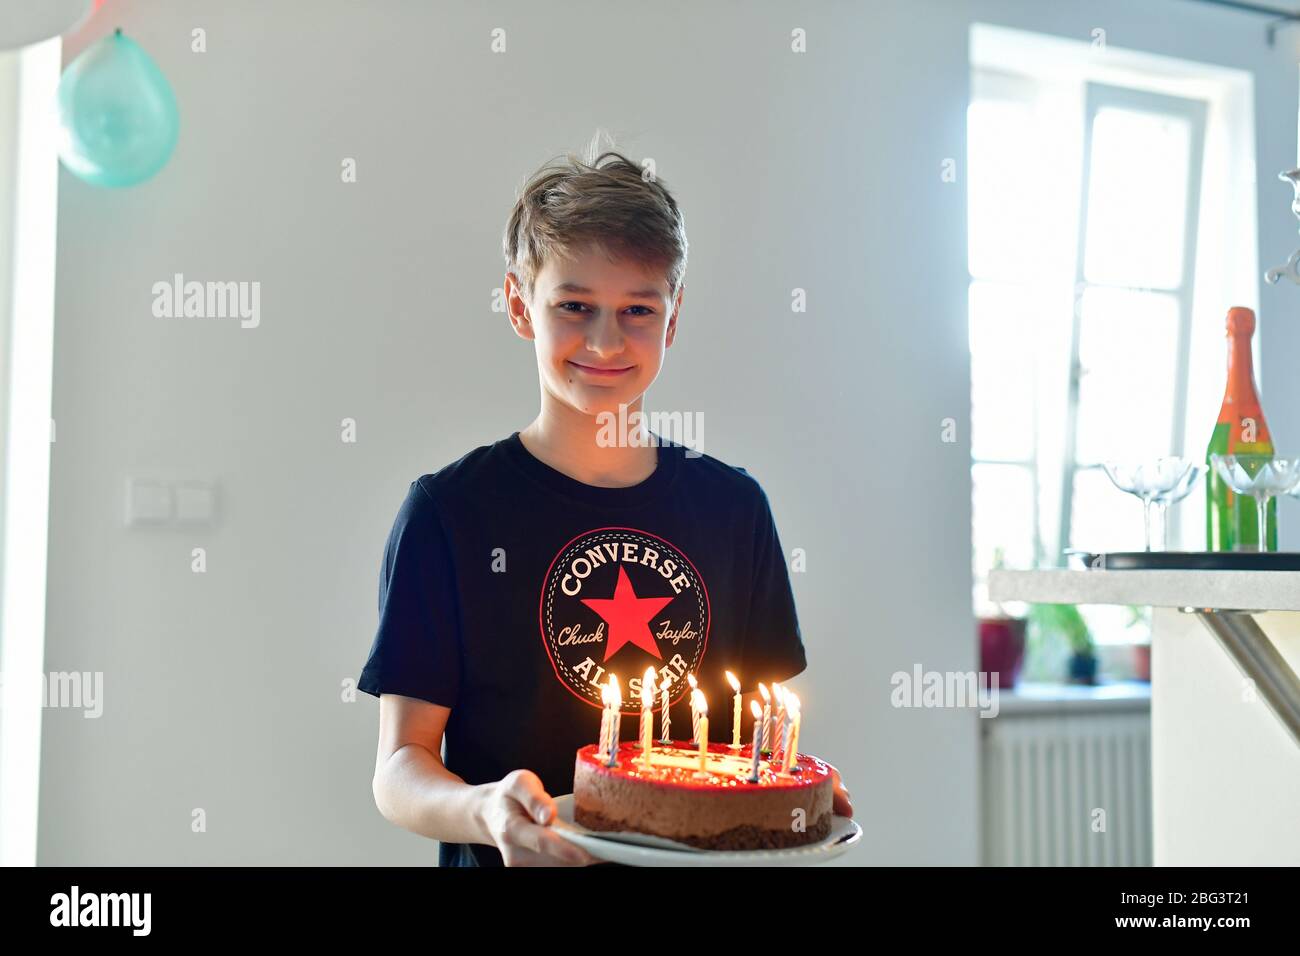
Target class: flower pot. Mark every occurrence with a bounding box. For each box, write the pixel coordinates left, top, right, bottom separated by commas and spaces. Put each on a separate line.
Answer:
1068, 651, 1098, 685
979, 616, 1026, 690
1133, 643, 1151, 682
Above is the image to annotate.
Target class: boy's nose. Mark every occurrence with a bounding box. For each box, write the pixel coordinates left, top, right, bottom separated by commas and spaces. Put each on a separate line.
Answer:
586, 312, 625, 356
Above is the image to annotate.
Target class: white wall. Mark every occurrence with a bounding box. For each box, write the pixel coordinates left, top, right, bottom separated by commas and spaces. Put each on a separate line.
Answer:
1151, 608, 1300, 865
0, 49, 17, 474
36, 0, 1298, 865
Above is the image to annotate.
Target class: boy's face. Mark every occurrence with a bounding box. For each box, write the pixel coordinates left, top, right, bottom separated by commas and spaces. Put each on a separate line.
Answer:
508, 245, 682, 420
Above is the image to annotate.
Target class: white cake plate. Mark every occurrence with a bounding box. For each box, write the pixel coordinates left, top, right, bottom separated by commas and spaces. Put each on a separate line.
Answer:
549, 793, 861, 867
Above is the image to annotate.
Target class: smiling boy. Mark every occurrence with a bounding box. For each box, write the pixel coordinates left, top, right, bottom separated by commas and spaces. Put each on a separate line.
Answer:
359, 149, 851, 867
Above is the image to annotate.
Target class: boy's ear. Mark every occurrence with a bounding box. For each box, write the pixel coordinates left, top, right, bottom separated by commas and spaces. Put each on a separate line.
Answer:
505, 272, 535, 341
666, 283, 684, 347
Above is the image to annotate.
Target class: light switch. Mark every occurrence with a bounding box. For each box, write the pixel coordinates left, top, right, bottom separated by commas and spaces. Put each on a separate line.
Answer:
126, 478, 172, 525
174, 482, 216, 524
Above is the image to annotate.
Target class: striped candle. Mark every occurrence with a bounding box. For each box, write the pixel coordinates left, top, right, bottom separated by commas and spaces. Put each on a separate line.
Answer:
782, 695, 802, 774
771, 684, 786, 758
658, 677, 672, 743
747, 700, 763, 783
604, 675, 622, 767
640, 667, 656, 770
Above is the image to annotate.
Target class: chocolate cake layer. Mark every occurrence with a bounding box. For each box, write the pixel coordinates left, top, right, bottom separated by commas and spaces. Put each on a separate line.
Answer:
575, 806, 832, 851
572, 741, 833, 850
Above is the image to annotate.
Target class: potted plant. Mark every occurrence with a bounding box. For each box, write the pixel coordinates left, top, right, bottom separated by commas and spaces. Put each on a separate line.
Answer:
1123, 604, 1152, 682
1028, 603, 1097, 686
978, 548, 1027, 689
979, 616, 1027, 690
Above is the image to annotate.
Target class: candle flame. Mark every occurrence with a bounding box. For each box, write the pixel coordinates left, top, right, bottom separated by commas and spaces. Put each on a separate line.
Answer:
686, 672, 697, 690
725, 670, 740, 692
758, 683, 770, 702
642, 667, 657, 705
608, 674, 621, 708
750, 699, 762, 718
787, 691, 800, 715
772, 682, 784, 704
659, 676, 672, 693
691, 688, 707, 713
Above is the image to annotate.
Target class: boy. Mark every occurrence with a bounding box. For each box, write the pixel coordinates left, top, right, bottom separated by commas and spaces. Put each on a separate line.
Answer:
359, 150, 852, 866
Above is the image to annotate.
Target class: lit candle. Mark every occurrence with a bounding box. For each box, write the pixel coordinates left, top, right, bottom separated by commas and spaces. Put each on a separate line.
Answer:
658, 677, 672, 744
605, 675, 622, 767
747, 700, 763, 783
687, 672, 699, 744
694, 691, 709, 776
775, 713, 791, 776
598, 683, 612, 758
782, 693, 802, 774
758, 683, 771, 752
726, 670, 741, 748
640, 667, 655, 771
771, 683, 786, 762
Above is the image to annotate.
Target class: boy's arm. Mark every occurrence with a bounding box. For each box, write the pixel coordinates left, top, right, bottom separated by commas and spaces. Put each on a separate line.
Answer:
738, 478, 807, 685
371, 694, 489, 844
371, 693, 596, 865
362, 482, 594, 862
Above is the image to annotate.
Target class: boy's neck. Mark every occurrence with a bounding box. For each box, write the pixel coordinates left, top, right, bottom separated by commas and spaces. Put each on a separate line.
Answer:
518, 407, 659, 489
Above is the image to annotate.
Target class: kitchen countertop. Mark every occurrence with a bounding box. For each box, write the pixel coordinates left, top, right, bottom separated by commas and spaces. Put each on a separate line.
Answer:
989, 568, 1300, 612
989, 568, 1300, 865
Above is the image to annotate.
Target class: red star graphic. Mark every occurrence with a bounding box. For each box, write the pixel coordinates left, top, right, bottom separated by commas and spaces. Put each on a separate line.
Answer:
580, 565, 673, 662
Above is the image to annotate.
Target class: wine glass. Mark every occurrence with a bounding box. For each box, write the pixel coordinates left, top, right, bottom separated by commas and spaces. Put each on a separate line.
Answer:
1102, 458, 1197, 552
1151, 462, 1202, 551
1209, 454, 1300, 552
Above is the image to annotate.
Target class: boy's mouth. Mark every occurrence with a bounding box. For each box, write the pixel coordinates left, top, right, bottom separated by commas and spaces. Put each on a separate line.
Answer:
568, 361, 634, 378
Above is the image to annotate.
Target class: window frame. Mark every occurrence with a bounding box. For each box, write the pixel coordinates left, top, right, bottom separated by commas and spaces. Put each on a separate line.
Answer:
1056, 83, 1208, 562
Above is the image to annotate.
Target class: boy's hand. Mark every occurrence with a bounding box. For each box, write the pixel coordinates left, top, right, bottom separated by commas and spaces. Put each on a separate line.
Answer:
826, 763, 854, 818
480, 769, 601, 866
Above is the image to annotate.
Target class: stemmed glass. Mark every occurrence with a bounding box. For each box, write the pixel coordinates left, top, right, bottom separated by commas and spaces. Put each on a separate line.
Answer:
1152, 463, 1202, 551
1102, 458, 1198, 552
1209, 454, 1300, 552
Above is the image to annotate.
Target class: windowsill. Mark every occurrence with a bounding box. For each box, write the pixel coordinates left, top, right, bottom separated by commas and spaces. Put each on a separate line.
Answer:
994, 679, 1151, 716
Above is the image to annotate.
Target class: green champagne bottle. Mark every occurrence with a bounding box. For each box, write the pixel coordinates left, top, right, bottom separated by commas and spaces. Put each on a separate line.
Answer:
1206, 306, 1276, 551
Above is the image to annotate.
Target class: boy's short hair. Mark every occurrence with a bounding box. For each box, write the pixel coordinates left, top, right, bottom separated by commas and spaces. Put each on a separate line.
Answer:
503, 149, 689, 304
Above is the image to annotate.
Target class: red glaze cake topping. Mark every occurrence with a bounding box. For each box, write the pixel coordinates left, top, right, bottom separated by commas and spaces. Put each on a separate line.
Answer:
576, 740, 831, 792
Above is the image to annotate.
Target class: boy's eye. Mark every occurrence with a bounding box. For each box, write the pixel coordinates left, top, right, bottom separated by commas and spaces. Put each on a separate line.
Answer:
556, 302, 655, 317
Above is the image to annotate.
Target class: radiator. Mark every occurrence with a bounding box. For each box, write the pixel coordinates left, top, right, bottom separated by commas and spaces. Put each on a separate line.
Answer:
981, 710, 1152, 866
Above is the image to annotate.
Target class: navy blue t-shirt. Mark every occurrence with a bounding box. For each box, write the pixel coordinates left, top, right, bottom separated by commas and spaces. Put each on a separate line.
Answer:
358, 430, 806, 866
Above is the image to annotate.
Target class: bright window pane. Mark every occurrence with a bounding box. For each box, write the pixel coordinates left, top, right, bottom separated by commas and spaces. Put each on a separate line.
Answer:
1080, 605, 1150, 647
1083, 106, 1191, 289
1068, 464, 1146, 554
972, 463, 1035, 576
968, 99, 1057, 282
969, 280, 1036, 461
1074, 286, 1179, 465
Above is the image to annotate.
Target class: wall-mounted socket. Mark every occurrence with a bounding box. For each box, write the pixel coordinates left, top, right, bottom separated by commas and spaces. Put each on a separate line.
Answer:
126, 478, 217, 527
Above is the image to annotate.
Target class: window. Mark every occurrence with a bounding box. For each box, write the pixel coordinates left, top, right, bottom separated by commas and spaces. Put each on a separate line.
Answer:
1063, 87, 1206, 562
968, 27, 1258, 649
0, 38, 62, 867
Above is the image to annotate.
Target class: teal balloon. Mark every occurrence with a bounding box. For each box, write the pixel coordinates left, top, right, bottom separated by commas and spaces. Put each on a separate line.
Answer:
57, 30, 179, 188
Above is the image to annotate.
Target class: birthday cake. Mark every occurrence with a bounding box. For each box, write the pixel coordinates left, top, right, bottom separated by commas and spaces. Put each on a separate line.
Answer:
572, 739, 834, 851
